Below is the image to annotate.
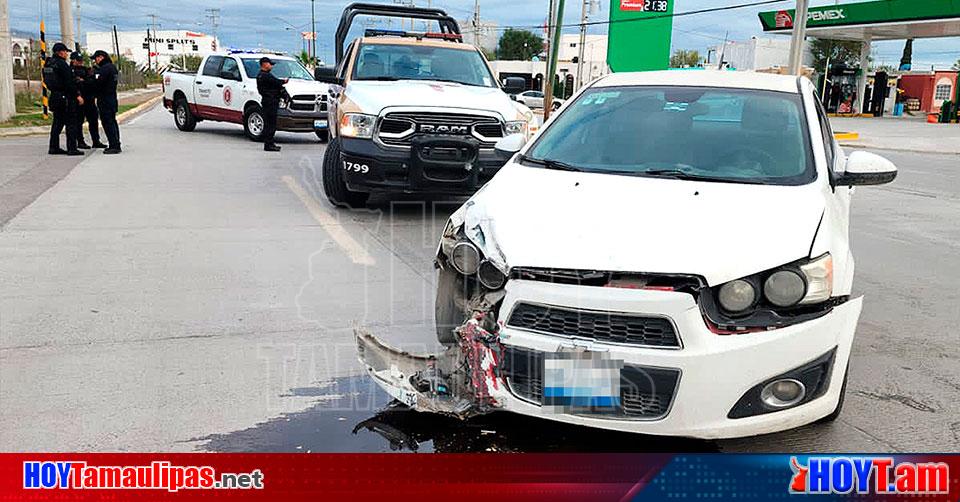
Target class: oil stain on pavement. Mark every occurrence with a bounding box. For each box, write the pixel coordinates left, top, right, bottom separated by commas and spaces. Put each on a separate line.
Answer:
192, 375, 718, 453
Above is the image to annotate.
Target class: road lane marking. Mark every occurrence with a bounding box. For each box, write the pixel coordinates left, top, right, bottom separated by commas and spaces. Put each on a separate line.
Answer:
282, 175, 376, 266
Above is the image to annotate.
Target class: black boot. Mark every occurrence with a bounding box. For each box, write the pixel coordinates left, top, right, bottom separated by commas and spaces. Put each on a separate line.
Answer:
48, 148, 67, 155
66, 150, 84, 156
103, 148, 121, 155
264, 143, 281, 152
77, 141, 91, 149
92, 142, 108, 148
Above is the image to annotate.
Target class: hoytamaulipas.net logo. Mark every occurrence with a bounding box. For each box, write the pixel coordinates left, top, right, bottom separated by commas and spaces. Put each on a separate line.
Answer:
789, 456, 949, 495
24, 461, 264, 492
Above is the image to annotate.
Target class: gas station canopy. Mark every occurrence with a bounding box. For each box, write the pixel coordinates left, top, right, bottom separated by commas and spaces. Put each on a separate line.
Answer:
759, 0, 960, 41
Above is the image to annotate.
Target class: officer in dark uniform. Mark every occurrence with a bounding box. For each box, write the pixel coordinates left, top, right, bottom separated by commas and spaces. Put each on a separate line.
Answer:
91, 50, 121, 154
255, 56, 288, 152
70, 52, 106, 149
44, 42, 84, 155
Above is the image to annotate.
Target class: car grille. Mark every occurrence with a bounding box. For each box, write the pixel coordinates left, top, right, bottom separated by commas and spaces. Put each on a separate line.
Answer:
507, 302, 681, 348
501, 346, 680, 419
377, 111, 503, 146
289, 94, 327, 113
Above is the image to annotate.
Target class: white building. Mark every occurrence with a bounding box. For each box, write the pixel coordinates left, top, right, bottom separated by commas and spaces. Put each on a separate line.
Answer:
489, 33, 609, 92
85, 30, 220, 68
708, 37, 812, 71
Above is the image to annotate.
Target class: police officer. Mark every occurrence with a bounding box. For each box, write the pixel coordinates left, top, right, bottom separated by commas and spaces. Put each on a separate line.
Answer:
255, 56, 288, 152
44, 42, 83, 155
91, 50, 121, 154
70, 52, 106, 149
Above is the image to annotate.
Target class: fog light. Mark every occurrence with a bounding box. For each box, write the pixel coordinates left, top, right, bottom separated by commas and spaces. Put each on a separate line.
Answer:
477, 260, 506, 289
450, 241, 480, 275
760, 379, 806, 408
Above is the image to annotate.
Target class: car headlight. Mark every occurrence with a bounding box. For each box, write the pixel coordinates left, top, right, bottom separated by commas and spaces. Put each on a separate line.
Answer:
764, 270, 806, 307
504, 120, 527, 136
799, 253, 832, 304
340, 113, 376, 139
718, 280, 757, 313
450, 240, 481, 275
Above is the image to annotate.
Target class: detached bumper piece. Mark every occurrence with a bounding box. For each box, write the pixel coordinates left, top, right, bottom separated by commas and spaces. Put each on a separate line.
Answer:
727, 347, 837, 419
501, 346, 681, 420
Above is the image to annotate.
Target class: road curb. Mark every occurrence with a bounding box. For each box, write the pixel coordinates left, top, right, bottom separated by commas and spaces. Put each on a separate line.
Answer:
0, 93, 162, 138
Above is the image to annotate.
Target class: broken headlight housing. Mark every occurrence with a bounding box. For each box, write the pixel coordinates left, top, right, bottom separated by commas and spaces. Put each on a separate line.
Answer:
703, 254, 839, 333
438, 212, 509, 292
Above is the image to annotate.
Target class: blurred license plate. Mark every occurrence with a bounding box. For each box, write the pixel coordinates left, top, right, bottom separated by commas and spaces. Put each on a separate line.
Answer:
543, 352, 622, 411
313, 120, 327, 129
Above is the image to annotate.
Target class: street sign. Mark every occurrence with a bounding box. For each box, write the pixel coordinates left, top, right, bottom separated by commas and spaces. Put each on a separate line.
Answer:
606, 0, 673, 72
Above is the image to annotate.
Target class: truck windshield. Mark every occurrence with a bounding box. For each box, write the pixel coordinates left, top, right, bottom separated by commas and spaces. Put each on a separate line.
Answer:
525, 86, 816, 186
351, 43, 495, 87
242, 59, 314, 80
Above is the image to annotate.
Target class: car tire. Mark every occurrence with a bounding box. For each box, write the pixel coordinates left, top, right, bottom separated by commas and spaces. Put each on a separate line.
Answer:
434, 265, 471, 345
315, 129, 329, 142
321, 138, 369, 208
818, 363, 849, 423
173, 98, 196, 132
243, 105, 265, 142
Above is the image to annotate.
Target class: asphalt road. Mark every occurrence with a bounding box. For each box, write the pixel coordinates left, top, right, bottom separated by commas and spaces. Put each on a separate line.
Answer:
1, 105, 958, 453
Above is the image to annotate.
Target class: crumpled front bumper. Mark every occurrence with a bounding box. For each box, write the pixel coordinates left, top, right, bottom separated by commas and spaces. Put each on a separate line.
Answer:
357, 279, 863, 439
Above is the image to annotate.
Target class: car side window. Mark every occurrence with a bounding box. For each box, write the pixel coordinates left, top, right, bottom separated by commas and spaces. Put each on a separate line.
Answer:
220, 57, 241, 81
813, 97, 838, 176
202, 56, 224, 77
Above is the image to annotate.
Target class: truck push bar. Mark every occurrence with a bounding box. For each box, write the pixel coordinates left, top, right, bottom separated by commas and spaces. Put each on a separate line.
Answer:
335, 2, 461, 62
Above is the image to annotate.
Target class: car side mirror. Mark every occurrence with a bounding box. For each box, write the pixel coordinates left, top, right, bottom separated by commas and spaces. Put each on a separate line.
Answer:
494, 133, 526, 157
315, 66, 342, 85
502, 77, 525, 96
837, 151, 898, 186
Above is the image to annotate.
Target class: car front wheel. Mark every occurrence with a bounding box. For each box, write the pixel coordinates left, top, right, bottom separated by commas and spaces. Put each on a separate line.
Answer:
321, 138, 369, 208
315, 129, 329, 142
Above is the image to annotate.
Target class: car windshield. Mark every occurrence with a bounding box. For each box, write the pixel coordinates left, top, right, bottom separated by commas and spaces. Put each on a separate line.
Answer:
242, 59, 314, 80
526, 85, 815, 185
351, 43, 495, 87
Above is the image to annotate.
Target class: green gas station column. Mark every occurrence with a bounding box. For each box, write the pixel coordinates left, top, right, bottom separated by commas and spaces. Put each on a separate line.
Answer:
606, 0, 674, 72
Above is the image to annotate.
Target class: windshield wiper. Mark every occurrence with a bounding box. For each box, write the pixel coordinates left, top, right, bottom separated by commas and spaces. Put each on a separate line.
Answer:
428, 78, 484, 87
519, 154, 583, 172
634, 169, 764, 184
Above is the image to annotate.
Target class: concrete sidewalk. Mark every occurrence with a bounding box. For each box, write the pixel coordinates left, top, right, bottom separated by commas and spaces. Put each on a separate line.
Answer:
831, 115, 960, 155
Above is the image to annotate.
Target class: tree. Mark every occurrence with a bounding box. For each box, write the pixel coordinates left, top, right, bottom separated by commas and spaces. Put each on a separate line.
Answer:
296, 50, 317, 68
497, 29, 543, 61
809, 38, 863, 73
669, 49, 701, 68
170, 55, 203, 73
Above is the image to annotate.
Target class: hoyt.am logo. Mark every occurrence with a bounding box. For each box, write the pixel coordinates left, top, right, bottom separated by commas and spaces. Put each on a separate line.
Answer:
789, 457, 950, 495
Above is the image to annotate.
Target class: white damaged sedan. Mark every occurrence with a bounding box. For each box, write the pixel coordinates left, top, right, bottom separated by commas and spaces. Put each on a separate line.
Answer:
357, 70, 897, 439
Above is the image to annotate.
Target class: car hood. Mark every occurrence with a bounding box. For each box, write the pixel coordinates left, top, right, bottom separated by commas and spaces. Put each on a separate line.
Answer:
281, 79, 330, 96
346, 80, 529, 121
463, 164, 826, 286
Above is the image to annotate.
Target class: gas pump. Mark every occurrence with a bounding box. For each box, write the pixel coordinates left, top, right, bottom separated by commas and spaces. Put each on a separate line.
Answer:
821, 64, 860, 114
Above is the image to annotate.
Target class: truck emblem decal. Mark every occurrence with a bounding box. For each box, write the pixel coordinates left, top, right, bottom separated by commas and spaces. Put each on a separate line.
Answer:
223, 87, 232, 105
419, 124, 469, 135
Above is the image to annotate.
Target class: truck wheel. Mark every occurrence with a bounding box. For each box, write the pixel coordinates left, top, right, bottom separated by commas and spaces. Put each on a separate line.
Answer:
435, 266, 471, 345
315, 129, 329, 142
174, 98, 196, 132
321, 138, 369, 208
243, 105, 265, 142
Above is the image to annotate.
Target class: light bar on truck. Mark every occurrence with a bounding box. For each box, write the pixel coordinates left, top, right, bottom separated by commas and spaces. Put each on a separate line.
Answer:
423, 32, 462, 41
363, 29, 463, 42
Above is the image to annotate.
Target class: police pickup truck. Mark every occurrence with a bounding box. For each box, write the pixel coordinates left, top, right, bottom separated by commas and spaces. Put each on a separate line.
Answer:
315, 3, 530, 207
163, 52, 331, 142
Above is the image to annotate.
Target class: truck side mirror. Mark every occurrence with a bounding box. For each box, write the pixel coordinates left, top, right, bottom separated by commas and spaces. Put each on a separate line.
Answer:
502, 77, 525, 96
315, 66, 342, 85
837, 151, 898, 186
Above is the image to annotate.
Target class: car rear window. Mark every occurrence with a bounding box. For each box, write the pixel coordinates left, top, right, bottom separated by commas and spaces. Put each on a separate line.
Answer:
526, 86, 816, 186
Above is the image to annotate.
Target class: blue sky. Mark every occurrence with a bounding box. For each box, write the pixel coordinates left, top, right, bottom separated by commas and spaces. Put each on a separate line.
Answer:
9, 0, 960, 68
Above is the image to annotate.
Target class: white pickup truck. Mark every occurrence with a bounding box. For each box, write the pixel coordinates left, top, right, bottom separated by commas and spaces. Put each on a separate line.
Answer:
162, 52, 331, 142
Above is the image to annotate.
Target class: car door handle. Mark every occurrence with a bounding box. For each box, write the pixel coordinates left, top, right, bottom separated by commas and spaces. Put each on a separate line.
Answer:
216, 83, 224, 88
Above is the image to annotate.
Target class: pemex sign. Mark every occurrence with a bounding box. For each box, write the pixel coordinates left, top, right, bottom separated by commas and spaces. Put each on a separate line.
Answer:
760, 0, 960, 32
607, 0, 674, 72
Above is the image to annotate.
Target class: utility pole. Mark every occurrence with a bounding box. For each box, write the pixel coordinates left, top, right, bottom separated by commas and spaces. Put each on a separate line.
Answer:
74, 0, 81, 51
472, 0, 480, 47
148, 14, 159, 71
59, 0, 74, 48
787, 0, 809, 75
0, 0, 15, 122
576, 0, 588, 89
204, 8, 220, 53
311, 0, 317, 63
543, 0, 566, 120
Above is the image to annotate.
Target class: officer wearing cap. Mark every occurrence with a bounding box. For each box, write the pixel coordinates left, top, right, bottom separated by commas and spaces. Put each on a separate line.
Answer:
44, 42, 84, 155
70, 52, 105, 149
91, 50, 121, 154
256, 56, 288, 152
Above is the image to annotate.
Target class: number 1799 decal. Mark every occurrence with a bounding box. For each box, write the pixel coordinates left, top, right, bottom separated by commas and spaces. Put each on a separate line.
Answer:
343, 161, 370, 174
